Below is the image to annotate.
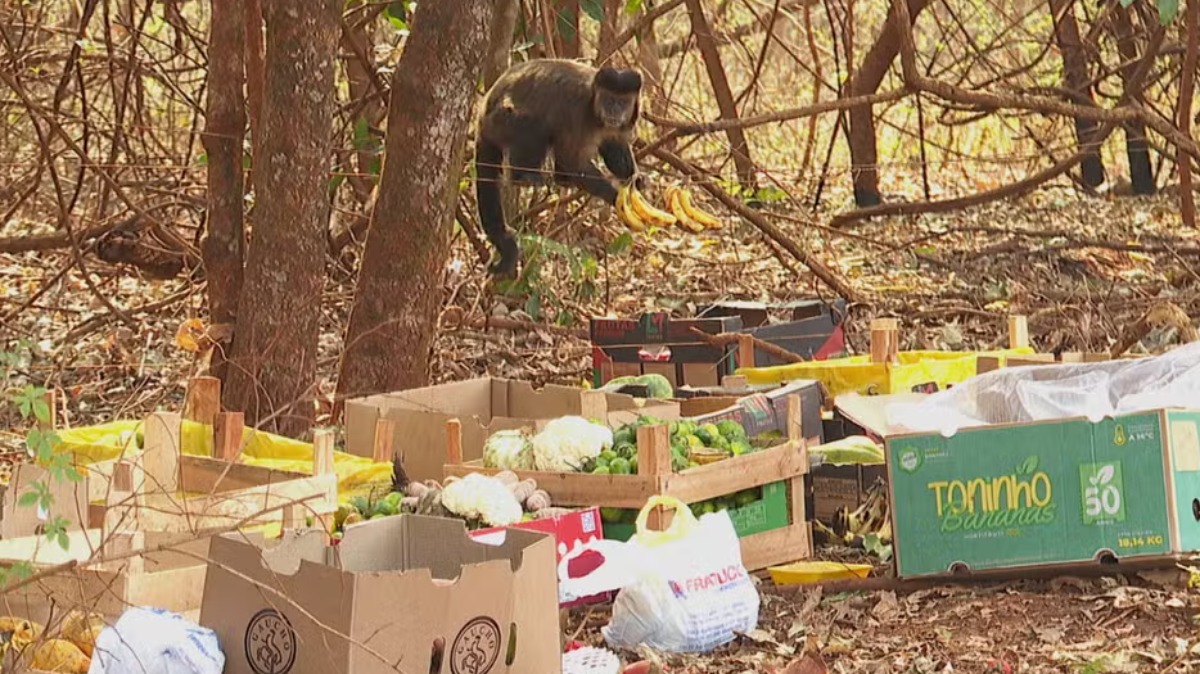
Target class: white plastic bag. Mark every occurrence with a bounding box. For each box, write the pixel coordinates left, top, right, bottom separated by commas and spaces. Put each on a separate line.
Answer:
88, 607, 225, 674
601, 496, 760, 653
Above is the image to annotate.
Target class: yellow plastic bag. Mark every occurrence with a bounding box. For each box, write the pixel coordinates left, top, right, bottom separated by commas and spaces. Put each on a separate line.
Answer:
633, 496, 700, 548
736, 347, 1035, 398
53, 419, 393, 501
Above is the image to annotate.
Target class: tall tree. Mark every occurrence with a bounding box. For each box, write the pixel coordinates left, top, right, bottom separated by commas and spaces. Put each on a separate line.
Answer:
846, 0, 930, 207
200, 0, 246, 381
336, 0, 496, 399
1049, 0, 1106, 188
223, 0, 340, 436
1111, 5, 1155, 195
684, 0, 757, 187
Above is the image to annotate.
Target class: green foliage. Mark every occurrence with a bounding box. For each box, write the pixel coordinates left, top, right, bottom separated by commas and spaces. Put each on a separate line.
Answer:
494, 233, 625, 325
1156, 0, 1178, 24
1, 342, 82, 585
581, 0, 606, 22
384, 1, 415, 33
624, 0, 644, 14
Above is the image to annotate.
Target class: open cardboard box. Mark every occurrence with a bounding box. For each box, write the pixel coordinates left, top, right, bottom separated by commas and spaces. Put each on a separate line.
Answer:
201, 514, 561, 674
838, 393, 1200, 578
343, 377, 679, 481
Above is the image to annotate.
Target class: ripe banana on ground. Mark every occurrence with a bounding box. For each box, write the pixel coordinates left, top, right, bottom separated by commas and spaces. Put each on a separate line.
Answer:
615, 183, 646, 232
667, 185, 724, 230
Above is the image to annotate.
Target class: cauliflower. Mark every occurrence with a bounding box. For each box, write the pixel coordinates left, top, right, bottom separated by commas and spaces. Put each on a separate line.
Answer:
532, 416, 614, 472
482, 429, 535, 470
440, 473, 524, 527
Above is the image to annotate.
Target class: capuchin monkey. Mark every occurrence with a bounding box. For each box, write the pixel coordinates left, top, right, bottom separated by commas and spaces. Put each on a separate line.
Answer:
474, 59, 644, 278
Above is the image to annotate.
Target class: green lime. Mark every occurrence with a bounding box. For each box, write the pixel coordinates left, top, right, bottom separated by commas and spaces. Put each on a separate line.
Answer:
592, 465, 611, 475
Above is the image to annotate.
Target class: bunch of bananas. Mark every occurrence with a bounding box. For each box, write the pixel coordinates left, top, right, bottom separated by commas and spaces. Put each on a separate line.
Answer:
816, 477, 892, 549
615, 181, 724, 233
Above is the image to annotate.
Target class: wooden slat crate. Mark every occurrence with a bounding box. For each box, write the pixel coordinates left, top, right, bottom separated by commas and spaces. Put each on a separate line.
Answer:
443, 394, 812, 571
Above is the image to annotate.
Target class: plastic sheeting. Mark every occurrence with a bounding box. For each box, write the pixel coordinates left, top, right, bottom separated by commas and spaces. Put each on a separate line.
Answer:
887, 341, 1200, 434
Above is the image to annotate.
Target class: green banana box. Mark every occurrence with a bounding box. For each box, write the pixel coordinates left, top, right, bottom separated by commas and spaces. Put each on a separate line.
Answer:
885, 409, 1200, 577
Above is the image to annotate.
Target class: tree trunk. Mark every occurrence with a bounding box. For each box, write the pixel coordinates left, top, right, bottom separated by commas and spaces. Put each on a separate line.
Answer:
846, 0, 929, 207
554, 0, 582, 58
336, 0, 495, 400
1049, 0, 1106, 188
223, 0, 340, 436
244, 0, 265, 189
598, 0, 623, 62
1112, 6, 1155, 195
342, 0, 387, 204
1180, 0, 1199, 227
201, 0, 246, 381
484, 0, 522, 88
684, 0, 757, 187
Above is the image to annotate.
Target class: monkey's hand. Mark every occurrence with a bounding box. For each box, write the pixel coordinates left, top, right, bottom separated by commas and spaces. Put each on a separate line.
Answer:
620, 173, 648, 191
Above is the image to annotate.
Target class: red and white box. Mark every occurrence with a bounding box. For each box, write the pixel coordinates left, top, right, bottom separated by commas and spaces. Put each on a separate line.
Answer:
470, 506, 614, 608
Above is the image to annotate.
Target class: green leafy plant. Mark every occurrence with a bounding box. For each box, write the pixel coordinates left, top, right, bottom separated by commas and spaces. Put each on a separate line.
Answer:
1, 342, 82, 585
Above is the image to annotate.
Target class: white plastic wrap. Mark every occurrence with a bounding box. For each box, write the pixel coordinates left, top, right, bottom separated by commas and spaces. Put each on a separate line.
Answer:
887, 340, 1200, 434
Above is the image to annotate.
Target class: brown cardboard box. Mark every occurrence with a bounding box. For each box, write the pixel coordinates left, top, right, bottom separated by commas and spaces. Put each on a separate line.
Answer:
344, 377, 680, 481
1, 462, 88, 539
810, 463, 888, 522
681, 379, 825, 446
201, 515, 561, 674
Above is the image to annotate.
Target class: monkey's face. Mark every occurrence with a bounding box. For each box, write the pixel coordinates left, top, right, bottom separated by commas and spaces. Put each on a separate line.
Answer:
593, 90, 638, 128
592, 67, 643, 129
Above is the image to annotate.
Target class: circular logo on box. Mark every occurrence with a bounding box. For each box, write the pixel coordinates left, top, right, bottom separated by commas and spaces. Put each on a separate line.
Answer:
450, 616, 502, 674
245, 608, 297, 674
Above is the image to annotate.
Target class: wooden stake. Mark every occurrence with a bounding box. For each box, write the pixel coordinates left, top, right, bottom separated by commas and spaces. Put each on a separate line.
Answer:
37, 388, 57, 431
214, 411, 245, 461
183, 376, 221, 426
721, 374, 748, 390
1008, 315, 1030, 350
579, 390, 607, 422
446, 419, 463, 466
141, 412, 181, 493
737, 333, 755, 369
312, 427, 336, 476
373, 417, 396, 464
636, 424, 672, 477
870, 318, 899, 364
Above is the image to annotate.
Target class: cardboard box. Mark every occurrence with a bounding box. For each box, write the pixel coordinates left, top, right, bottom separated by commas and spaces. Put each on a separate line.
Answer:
201, 515, 561, 674
698, 298, 849, 366
810, 463, 887, 522
591, 313, 744, 389
344, 378, 680, 481
468, 506, 611, 608
681, 379, 826, 446
1, 461, 88, 539
839, 395, 1200, 578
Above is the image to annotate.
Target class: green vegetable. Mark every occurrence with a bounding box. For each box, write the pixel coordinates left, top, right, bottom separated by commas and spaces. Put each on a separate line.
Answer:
592, 465, 611, 475
734, 488, 759, 508
612, 426, 635, 447
629, 456, 638, 473
599, 449, 618, 463
609, 457, 632, 475
697, 423, 721, 445
600, 507, 624, 523
716, 420, 748, 442
730, 440, 752, 456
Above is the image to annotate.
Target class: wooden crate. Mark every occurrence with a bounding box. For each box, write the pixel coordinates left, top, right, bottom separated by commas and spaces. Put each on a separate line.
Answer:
83, 411, 338, 534
443, 394, 812, 570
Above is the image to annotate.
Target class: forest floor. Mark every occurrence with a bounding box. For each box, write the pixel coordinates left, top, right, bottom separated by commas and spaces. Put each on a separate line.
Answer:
4, 182, 1200, 671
